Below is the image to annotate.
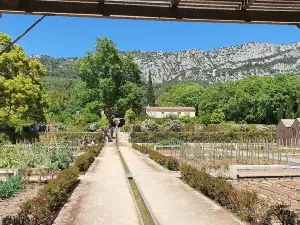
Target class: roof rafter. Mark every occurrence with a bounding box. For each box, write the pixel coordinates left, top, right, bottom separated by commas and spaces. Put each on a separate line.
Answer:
240, 0, 257, 10
1, 0, 300, 25
170, 0, 180, 8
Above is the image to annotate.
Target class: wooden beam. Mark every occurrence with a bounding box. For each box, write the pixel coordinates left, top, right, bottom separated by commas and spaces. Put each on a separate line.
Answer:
170, 0, 180, 8
240, 0, 256, 10
99, 0, 104, 4
20, 0, 35, 12
0, 0, 300, 24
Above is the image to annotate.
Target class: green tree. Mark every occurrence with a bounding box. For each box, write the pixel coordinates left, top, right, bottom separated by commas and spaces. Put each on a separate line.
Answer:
277, 104, 284, 123
157, 83, 205, 110
286, 98, 294, 119
125, 109, 136, 123
199, 74, 300, 124
116, 82, 142, 115
76, 38, 142, 118
146, 72, 155, 106
0, 33, 46, 141
98, 115, 110, 129
210, 109, 225, 124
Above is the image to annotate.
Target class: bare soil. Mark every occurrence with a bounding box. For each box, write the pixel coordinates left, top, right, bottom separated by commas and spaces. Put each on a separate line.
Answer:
231, 179, 300, 214
0, 183, 44, 224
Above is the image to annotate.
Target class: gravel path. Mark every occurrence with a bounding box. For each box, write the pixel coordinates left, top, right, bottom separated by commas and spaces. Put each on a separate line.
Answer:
119, 133, 245, 225
54, 141, 140, 225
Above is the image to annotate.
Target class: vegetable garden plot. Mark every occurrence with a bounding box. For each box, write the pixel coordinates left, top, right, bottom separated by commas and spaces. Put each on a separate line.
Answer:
231, 179, 300, 214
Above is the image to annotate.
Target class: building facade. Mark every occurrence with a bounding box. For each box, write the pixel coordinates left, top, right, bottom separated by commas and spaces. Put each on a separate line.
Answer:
146, 107, 196, 118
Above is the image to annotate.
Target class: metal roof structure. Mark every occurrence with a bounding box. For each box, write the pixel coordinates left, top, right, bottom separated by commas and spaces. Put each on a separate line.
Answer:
0, 0, 300, 25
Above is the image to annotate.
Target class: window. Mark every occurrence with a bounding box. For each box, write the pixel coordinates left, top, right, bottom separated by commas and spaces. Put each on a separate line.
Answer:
162, 112, 165, 117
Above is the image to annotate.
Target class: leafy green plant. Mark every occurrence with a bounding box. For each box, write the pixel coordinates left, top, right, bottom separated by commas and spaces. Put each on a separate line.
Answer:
121, 123, 133, 132
98, 115, 110, 130
157, 138, 183, 146
210, 109, 225, 124
163, 119, 181, 132
0, 175, 23, 199
267, 204, 299, 225
125, 109, 136, 123
87, 122, 99, 132
141, 119, 159, 132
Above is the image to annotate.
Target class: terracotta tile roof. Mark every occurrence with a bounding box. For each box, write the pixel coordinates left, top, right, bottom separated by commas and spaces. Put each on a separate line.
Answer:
146, 107, 196, 112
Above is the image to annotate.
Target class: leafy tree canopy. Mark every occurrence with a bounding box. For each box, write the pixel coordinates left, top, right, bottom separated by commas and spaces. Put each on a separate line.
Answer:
0, 33, 46, 133
76, 38, 143, 118
157, 83, 205, 108
199, 74, 300, 124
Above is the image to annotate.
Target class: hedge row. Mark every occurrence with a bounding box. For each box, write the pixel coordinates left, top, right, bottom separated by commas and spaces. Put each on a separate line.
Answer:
132, 131, 275, 143
132, 144, 179, 171
39, 132, 103, 143
181, 163, 272, 224
2, 144, 103, 225
132, 143, 299, 224
181, 164, 300, 224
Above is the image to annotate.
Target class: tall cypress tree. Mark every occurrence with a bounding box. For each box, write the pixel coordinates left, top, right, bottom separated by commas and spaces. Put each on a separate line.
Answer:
277, 104, 284, 123
286, 99, 294, 119
147, 72, 155, 106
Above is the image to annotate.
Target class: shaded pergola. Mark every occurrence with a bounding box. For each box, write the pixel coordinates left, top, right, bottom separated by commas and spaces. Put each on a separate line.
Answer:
0, 0, 300, 25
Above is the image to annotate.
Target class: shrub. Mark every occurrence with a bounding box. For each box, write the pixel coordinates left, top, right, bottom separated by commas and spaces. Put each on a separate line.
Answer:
2, 166, 79, 225
141, 119, 159, 132
125, 109, 136, 123
52, 122, 68, 131
75, 145, 102, 173
131, 131, 275, 143
2, 144, 103, 225
132, 144, 179, 171
165, 114, 180, 120
163, 119, 181, 132
98, 115, 110, 130
210, 109, 225, 124
180, 115, 193, 124
0, 175, 23, 199
120, 123, 133, 132
199, 114, 211, 126
267, 204, 299, 225
180, 163, 271, 224
87, 123, 99, 132
158, 137, 183, 145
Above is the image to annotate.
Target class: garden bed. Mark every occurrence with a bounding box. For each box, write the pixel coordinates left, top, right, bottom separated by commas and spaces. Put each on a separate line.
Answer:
231, 179, 300, 214
0, 183, 44, 224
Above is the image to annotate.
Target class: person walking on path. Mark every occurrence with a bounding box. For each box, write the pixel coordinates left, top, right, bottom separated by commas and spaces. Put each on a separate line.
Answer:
103, 126, 111, 142
110, 126, 115, 140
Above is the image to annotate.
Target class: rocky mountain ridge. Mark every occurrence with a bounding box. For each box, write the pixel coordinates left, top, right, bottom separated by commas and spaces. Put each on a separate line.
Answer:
37, 42, 300, 84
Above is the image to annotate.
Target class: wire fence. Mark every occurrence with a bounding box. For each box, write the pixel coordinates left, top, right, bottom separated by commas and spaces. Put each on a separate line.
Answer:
153, 138, 300, 170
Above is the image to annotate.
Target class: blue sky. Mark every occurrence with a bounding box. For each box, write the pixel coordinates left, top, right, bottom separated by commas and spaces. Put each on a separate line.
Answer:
1, 14, 300, 58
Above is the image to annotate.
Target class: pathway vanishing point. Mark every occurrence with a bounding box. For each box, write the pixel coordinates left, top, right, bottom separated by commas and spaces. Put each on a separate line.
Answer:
54, 134, 245, 225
